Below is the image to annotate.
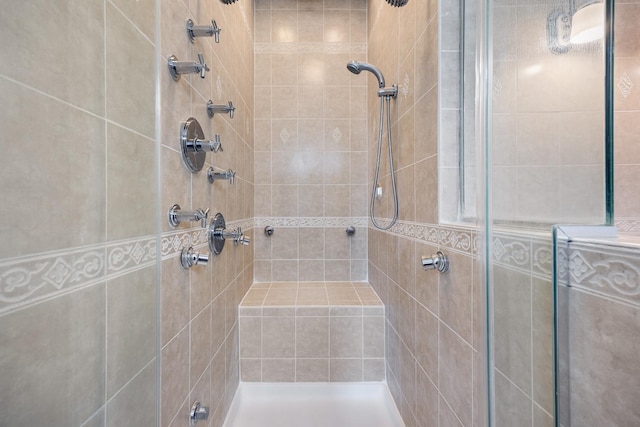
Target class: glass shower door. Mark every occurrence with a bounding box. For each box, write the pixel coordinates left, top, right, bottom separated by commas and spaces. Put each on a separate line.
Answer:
482, 0, 607, 425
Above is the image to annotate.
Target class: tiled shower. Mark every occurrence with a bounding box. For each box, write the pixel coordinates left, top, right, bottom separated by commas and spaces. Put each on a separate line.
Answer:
1, 1, 639, 427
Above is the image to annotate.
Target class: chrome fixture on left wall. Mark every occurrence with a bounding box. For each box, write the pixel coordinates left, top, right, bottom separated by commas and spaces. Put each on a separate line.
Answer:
208, 213, 250, 255
167, 205, 209, 228
207, 100, 235, 118
186, 19, 221, 43
180, 247, 209, 269
180, 117, 223, 172
168, 54, 210, 81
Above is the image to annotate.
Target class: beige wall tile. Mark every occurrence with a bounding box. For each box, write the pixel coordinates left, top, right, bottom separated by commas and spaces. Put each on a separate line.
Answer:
330, 359, 363, 382
107, 267, 156, 397
262, 359, 296, 382
0, 79, 106, 257
0, 285, 106, 427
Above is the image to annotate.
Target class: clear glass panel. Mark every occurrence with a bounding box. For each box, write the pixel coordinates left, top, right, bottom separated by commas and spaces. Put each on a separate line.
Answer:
0, 1, 159, 425
484, 0, 607, 425
439, 0, 478, 224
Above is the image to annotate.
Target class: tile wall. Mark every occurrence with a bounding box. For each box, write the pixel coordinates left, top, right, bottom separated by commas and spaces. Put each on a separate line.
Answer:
556, 237, 640, 426
158, 0, 254, 426
367, 1, 487, 426
614, 1, 640, 233
0, 0, 158, 426
253, 0, 369, 282
490, 230, 555, 426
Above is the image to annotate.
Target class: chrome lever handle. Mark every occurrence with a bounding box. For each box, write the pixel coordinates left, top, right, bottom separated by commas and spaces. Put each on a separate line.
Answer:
197, 53, 210, 78
227, 101, 235, 118
196, 208, 210, 228
212, 20, 221, 43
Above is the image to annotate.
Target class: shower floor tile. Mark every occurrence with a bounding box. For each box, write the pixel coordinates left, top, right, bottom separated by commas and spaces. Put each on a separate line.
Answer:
222, 382, 405, 427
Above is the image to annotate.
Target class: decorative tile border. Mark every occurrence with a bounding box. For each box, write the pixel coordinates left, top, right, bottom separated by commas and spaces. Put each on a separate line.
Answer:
615, 218, 640, 234
254, 42, 366, 54
491, 230, 553, 279
0, 236, 156, 316
254, 217, 368, 228
161, 218, 255, 259
368, 219, 477, 257
562, 241, 640, 308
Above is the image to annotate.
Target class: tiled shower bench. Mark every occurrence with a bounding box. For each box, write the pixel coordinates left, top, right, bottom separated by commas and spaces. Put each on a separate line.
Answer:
239, 282, 385, 383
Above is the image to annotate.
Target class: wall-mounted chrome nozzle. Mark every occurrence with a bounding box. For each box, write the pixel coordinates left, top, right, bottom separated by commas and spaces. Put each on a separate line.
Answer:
168, 204, 210, 228
180, 247, 209, 269
168, 54, 210, 81
346, 226, 356, 236
421, 251, 449, 273
264, 226, 274, 236
207, 167, 236, 184
187, 19, 221, 43
189, 401, 210, 425
207, 100, 235, 118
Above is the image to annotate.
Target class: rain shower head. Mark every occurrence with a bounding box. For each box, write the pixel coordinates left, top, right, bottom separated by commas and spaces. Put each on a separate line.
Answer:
346, 61, 386, 89
219, 0, 238, 4
386, 0, 410, 6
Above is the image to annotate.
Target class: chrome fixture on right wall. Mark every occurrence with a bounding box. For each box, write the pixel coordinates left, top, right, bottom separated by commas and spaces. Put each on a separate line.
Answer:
421, 252, 450, 273
347, 61, 399, 230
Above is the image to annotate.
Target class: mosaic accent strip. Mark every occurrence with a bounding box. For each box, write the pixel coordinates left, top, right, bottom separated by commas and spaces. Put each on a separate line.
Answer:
254, 42, 366, 54
564, 241, 640, 308
0, 236, 156, 316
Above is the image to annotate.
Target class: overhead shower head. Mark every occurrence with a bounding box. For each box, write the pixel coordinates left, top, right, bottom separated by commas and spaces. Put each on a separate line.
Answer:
386, 0, 410, 6
346, 61, 386, 89
219, 0, 238, 4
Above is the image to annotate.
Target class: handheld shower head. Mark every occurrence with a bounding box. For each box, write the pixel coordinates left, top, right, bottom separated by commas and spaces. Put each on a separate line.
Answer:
346, 61, 386, 88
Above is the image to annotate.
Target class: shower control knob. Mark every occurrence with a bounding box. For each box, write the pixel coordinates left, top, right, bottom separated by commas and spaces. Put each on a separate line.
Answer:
421, 251, 449, 273
180, 247, 209, 269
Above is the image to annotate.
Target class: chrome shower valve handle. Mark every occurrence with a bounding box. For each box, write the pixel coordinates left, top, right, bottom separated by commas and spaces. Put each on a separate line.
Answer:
184, 133, 223, 154
207, 100, 236, 118
187, 19, 221, 43
168, 204, 210, 228
168, 54, 210, 81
